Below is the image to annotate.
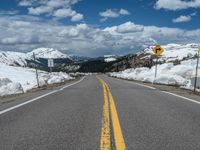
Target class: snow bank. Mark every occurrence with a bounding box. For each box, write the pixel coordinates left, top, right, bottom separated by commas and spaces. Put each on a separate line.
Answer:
0, 64, 73, 96
110, 59, 200, 88
0, 78, 23, 96
46, 72, 72, 84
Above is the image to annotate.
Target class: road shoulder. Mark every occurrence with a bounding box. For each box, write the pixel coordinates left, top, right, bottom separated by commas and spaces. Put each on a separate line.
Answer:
109, 76, 200, 102
0, 76, 83, 111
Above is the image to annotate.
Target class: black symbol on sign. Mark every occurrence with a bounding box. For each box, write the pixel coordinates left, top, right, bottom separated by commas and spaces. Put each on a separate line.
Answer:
156, 48, 162, 53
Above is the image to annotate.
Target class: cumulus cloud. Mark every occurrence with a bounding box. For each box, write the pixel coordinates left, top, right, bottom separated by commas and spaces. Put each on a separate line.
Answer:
116, 22, 144, 33
0, 15, 200, 56
172, 12, 196, 23
155, 0, 200, 11
18, 0, 33, 6
28, 6, 53, 15
71, 13, 83, 22
52, 8, 83, 21
173, 15, 191, 23
18, 0, 83, 22
53, 8, 75, 18
99, 8, 130, 21
0, 10, 19, 15
119, 9, 130, 15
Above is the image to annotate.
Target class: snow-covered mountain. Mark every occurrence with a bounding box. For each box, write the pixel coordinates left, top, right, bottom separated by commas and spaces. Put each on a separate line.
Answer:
0, 51, 27, 66
27, 48, 71, 59
0, 48, 71, 67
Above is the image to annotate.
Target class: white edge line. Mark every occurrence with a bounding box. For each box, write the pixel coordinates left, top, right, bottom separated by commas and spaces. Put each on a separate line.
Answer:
132, 82, 156, 90
112, 77, 200, 105
161, 91, 200, 105
123, 79, 200, 105
120, 79, 156, 90
0, 76, 86, 115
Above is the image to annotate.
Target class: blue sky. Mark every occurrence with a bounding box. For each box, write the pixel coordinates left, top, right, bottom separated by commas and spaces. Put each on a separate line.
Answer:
0, 0, 200, 56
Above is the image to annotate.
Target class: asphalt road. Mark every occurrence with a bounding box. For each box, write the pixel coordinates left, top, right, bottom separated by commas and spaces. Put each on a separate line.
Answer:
0, 75, 200, 150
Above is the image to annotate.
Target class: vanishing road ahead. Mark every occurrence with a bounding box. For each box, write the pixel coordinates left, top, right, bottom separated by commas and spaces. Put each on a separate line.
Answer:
1, 75, 200, 150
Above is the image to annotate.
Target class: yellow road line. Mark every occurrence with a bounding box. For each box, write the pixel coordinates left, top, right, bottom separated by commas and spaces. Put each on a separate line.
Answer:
97, 76, 126, 150
97, 77, 111, 150
105, 83, 126, 150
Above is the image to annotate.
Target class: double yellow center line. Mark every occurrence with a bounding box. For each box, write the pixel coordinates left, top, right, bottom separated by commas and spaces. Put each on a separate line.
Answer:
97, 76, 126, 150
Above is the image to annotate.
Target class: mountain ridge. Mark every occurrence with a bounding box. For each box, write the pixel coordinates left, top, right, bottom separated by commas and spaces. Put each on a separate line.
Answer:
0, 43, 199, 73
0, 48, 71, 67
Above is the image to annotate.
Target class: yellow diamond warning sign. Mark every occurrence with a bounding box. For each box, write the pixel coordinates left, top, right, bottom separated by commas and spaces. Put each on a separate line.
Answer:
152, 45, 164, 56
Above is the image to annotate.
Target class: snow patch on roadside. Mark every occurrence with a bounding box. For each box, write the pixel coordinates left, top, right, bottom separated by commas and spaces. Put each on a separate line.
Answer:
0, 78, 23, 96
110, 59, 200, 89
0, 64, 73, 96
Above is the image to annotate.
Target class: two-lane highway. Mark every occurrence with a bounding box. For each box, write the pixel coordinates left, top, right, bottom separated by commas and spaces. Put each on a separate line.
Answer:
1, 75, 200, 150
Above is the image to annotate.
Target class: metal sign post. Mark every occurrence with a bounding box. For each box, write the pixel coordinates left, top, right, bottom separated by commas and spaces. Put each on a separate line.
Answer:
152, 45, 164, 83
33, 52, 40, 88
194, 48, 200, 92
155, 56, 158, 79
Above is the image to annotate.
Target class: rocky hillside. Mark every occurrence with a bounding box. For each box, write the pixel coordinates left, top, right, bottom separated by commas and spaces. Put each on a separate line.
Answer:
102, 43, 200, 72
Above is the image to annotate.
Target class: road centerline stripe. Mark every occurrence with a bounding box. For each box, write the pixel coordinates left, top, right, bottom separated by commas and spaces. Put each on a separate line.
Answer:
98, 77, 111, 150
105, 83, 126, 150
97, 76, 126, 150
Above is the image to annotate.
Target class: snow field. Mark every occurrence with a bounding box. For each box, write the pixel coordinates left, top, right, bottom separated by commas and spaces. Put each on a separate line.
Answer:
110, 59, 200, 89
0, 64, 73, 96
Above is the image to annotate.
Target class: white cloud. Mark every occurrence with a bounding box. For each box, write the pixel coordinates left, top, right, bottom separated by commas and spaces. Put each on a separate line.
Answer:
1, 37, 18, 45
155, 0, 200, 11
172, 13, 196, 23
0, 15, 200, 56
52, 8, 83, 21
53, 8, 75, 18
0, 10, 19, 15
18, 0, 33, 6
19, 0, 83, 22
100, 9, 119, 18
119, 9, 130, 15
172, 15, 191, 23
117, 22, 144, 33
99, 8, 130, 21
71, 13, 83, 22
28, 6, 53, 15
